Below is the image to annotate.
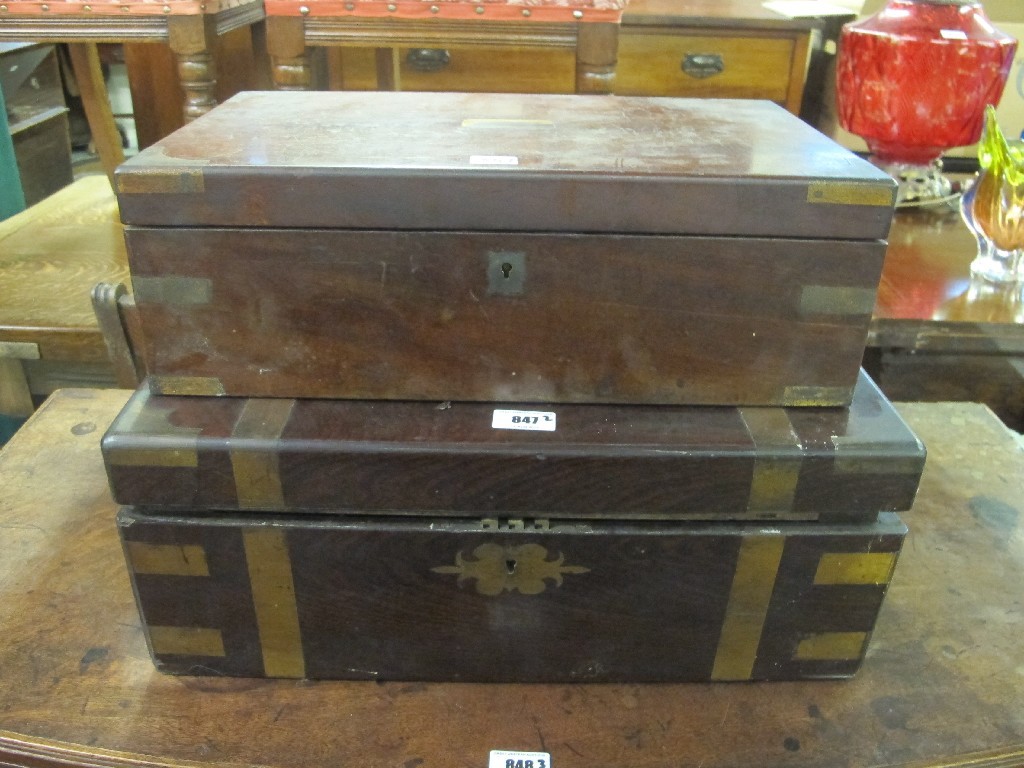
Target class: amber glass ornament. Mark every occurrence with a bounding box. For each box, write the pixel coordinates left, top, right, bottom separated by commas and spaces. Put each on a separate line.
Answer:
836, 0, 1017, 204
961, 106, 1024, 283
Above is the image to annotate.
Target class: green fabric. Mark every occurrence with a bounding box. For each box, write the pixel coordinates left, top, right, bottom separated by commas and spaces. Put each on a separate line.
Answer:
0, 84, 27, 221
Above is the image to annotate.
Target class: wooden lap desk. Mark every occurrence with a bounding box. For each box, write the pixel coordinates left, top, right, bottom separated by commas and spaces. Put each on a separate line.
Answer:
1, 389, 1022, 768
0, 175, 127, 418
868, 202, 1024, 431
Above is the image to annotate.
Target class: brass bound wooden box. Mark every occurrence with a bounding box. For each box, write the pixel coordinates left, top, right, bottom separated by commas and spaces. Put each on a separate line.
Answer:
114, 91, 897, 407
108, 370, 920, 682
102, 371, 924, 523
118, 509, 907, 682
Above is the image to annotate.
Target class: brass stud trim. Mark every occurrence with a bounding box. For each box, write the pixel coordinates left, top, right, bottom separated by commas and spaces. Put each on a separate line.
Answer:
429, 4, 439, 11
163, 4, 171, 11
572, 9, 583, 18
386, 2, 396, 9
40, 3, 49, 10
0, 6, 8, 12
344, 2, 354, 8
521, 8, 530, 16
474, 4, 484, 12
83, 4, 92, 9
298, 3, 310, 12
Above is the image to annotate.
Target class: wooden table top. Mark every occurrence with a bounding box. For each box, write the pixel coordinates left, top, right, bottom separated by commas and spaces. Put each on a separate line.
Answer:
0, 175, 127, 364
1, 389, 1022, 768
871, 200, 1024, 352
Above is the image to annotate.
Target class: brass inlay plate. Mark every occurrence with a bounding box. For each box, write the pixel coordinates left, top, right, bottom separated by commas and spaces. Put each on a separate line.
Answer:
106, 447, 199, 468
711, 536, 786, 681
782, 385, 852, 407
432, 543, 589, 596
807, 181, 895, 207
127, 542, 209, 576
149, 626, 225, 657
0, 341, 40, 360
230, 399, 295, 510
794, 631, 868, 661
814, 552, 898, 585
133, 276, 213, 306
243, 529, 305, 678
799, 285, 877, 317
149, 376, 227, 396
740, 408, 801, 513
116, 169, 205, 195
831, 454, 924, 476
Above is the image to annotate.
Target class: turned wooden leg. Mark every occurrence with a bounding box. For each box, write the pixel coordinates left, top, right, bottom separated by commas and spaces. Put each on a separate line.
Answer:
66, 43, 125, 181
576, 22, 618, 95
267, 16, 312, 90
169, 14, 219, 121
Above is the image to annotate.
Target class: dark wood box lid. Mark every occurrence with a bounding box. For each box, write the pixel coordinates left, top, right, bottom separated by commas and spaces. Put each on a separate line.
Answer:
114, 91, 896, 240
102, 370, 925, 520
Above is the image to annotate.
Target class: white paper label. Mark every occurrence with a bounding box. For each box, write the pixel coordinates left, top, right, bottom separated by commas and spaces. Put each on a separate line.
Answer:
488, 751, 551, 768
491, 409, 556, 431
470, 154, 519, 165
940, 29, 968, 40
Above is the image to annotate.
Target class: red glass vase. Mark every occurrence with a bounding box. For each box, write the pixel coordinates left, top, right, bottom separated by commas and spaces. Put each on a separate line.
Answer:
836, 0, 1017, 167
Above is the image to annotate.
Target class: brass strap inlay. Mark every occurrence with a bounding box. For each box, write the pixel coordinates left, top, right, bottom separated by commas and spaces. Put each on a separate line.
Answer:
243, 529, 305, 678
782, 385, 852, 407
149, 376, 226, 396
149, 626, 225, 657
799, 285, 877, 317
794, 631, 868, 661
711, 536, 786, 680
116, 169, 205, 195
127, 542, 209, 576
0, 341, 41, 360
230, 399, 295, 510
105, 446, 199, 468
107, 390, 203, 466
739, 408, 801, 513
814, 552, 898, 585
133, 276, 213, 306
807, 181, 895, 207
831, 454, 924, 476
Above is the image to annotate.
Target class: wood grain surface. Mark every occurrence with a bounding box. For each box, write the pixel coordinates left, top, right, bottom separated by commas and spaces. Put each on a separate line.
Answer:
125, 228, 885, 405
1, 389, 1022, 768
102, 371, 925, 520
114, 92, 896, 240
0, 175, 128, 363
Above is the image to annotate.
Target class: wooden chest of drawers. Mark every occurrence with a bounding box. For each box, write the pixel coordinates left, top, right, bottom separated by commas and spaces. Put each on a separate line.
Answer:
325, 0, 818, 113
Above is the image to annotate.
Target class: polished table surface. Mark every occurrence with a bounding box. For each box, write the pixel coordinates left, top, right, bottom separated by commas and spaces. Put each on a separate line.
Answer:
872, 199, 1023, 344
867, 198, 1024, 431
1, 389, 1023, 768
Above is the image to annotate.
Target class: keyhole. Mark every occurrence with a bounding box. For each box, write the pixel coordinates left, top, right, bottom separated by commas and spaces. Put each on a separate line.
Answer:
501, 262, 513, 279
505, 558, 517, 574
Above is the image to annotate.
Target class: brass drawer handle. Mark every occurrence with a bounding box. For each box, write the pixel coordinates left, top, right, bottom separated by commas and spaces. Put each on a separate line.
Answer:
682, 53, 725, 79
405, 48, 451, 72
